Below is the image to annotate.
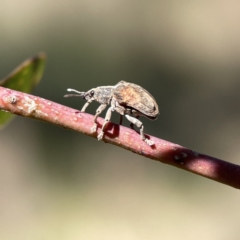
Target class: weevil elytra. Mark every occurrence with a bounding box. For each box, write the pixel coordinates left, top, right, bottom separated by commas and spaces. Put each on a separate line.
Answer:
64, 80, 159, 145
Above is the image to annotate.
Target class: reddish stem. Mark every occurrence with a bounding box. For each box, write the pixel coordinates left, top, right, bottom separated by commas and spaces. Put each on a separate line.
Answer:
1, 86, 240, 189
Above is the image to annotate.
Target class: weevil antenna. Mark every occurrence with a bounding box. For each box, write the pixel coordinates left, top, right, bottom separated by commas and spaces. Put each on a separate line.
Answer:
64, 88, 85, 98
67, 88, 83, 94
64, 94, 83, 98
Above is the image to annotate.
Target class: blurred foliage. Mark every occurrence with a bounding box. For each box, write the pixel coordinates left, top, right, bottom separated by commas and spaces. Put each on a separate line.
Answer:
0, 52, 46, 128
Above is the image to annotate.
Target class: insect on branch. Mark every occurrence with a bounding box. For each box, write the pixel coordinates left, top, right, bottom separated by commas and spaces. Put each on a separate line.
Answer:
64, 81, 159, 146
1, 86, 240, 189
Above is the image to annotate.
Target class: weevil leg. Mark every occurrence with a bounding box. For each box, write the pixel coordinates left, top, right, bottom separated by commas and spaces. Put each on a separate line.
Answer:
97, 106, 114, 141
130, 115, 139, 130
112, 101, 124, 125
125, 114, 154, 146
81, 99, 93, 112
91, 104, 107, 133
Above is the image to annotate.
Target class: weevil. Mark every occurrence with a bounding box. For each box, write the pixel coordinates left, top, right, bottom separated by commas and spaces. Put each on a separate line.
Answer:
64, 80, 159, 145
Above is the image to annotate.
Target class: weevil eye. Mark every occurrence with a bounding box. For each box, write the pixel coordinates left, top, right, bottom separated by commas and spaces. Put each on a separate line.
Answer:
90, 90, 94, 96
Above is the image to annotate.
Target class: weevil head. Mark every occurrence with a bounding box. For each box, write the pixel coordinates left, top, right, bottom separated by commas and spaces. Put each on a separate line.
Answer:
83, 88, 96, 101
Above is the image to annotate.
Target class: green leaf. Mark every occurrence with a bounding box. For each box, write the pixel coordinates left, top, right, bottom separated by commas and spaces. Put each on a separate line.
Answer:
0, 52, 46, 128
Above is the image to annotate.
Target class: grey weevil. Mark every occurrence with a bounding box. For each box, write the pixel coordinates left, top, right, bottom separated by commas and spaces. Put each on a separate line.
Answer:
64, 80, 159, 145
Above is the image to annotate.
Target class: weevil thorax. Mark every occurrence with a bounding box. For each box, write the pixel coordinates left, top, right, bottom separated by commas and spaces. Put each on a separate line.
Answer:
86, 86, 113, 104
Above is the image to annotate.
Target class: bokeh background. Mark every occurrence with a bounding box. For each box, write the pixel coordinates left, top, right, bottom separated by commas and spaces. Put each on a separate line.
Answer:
1, 1, 240, 239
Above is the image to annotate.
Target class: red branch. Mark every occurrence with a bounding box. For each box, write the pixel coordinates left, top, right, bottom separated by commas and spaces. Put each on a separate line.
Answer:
1, 86, 240, 189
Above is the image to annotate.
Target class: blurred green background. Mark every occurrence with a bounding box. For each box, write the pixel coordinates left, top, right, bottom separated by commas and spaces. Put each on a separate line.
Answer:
1, 1, 240, 239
